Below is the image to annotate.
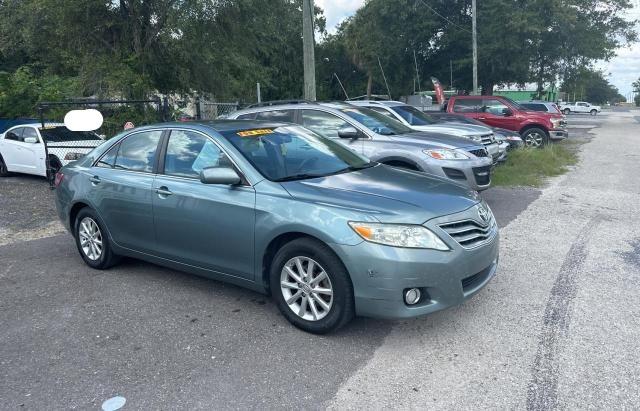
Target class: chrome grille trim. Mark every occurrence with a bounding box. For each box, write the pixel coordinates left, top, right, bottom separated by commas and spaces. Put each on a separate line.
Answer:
438, 216, 497, 249
480, 133, 494, 145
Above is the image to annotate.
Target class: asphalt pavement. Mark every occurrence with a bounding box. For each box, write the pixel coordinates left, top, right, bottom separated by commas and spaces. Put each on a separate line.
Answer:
3, 112, 638, 410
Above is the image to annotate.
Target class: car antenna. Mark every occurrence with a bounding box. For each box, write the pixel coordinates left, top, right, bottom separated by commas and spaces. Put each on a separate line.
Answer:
333, 73, 350, 100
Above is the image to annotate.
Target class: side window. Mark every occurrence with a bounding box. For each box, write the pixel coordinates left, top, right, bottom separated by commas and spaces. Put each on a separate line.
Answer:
96, 143, 119, 168
22, 127, 39, 142
164, 130, 230, 178
114, 130, 163, 173
483, 99, 510, 116
452, 99, 481, 113
236, 113, 256, 120
5, 128, 24, 141
367, 106, 396, 120
300, 110, 350, 138
254, 110, 295, 122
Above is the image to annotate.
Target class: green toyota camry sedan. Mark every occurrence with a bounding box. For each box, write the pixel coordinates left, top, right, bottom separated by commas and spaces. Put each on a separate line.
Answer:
54, 121, 499, 334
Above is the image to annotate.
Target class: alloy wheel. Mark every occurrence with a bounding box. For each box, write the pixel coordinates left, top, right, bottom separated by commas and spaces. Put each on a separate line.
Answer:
280, 256, 334, 321
78, 217, 103, 261
524, 132, 544, 148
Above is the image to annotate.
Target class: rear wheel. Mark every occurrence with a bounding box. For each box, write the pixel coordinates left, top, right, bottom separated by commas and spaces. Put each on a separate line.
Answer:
74, 208, 119, 269
0, 154, 9, 177
270, 238, 354, 334
521, 128, 548, 148
563, 108, 571, 115
590, 109, 598, 116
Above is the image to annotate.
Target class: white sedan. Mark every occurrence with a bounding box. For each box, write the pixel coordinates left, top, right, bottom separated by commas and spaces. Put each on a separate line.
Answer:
0, 123, 104, 178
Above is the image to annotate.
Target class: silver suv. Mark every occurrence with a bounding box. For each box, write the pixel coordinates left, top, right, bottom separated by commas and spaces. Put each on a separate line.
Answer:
227, 101, 494, 191
348, 100, 501, 162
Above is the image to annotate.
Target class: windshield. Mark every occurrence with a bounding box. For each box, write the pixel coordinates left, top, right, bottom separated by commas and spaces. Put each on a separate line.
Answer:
222, 125, 373, 182
339, 107, 414, 135
389, 105, 436, 126
39, 126, 101, 142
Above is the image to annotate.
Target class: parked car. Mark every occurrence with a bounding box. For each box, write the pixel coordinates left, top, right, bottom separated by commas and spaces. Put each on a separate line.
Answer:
445, 95, 568, 147
0, 123, 104, 178
517, 100, 562, 114
54, 121, 499, 334
0, 118, 40, 134
346, 100, 501, 162
227, 102, 495, 191
558, 101, 601, 115
428, 112, 524, 150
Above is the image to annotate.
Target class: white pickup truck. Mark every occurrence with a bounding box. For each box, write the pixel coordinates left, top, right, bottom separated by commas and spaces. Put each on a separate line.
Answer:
559, 101, 601, 115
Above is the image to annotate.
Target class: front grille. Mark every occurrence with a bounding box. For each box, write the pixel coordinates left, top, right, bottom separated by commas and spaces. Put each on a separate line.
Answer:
468, 148, 488, 158
439, 214, 496, 249
442, 167, 467, 180
559, 119, 567, 127
480, 134, 494, 145
472, 166, 491, 185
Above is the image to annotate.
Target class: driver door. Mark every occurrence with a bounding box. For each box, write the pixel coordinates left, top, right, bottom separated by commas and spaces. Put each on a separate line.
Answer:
478, 98, 519, 130
20, 127, 46, 176
1, 127, 25, 172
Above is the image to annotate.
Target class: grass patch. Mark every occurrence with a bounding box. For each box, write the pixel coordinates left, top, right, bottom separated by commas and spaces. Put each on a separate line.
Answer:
492, 143, 579, 187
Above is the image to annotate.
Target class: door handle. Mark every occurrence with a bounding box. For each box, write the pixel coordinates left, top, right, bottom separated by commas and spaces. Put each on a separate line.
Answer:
155, 186, 173, 197
478, 117, 486, 120
89, 176, 101, 185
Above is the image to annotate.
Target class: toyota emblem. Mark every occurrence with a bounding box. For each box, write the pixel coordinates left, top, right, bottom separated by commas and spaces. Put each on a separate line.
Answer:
478, 205, 489, 224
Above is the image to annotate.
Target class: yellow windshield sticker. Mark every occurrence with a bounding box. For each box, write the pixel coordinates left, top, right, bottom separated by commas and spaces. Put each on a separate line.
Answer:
237, 128, 274, 137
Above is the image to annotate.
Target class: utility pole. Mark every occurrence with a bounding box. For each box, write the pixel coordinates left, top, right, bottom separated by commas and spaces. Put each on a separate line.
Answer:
472, 0, 478, 95
302, 0, 316, 100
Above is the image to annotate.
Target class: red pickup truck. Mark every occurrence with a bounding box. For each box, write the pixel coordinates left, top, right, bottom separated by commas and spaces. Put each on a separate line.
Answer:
445, 95, 568, 147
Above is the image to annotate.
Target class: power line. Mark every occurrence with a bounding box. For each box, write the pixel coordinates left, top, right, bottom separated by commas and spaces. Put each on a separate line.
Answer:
416, 0, 472, 34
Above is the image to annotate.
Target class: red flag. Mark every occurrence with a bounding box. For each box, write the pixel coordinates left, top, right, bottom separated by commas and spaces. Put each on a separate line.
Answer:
431, 77, 445, 105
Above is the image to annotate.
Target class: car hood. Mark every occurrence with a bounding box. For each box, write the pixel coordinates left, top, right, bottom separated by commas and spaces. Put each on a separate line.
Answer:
411, 123, 491, 136
280, 164, 479, 224
386, 131, 481, 150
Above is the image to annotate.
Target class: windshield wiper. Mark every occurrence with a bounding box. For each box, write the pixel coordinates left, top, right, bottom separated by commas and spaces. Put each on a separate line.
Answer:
273, 173, 325, 182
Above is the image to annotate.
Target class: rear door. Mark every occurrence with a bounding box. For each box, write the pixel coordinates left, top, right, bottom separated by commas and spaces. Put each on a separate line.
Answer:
88, 129, 163, 253
152, 129, 256, 280
20, 127, 46, 176
450, 98, 482, 120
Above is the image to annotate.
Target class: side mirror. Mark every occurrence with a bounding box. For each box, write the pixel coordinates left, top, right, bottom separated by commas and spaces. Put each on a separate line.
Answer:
200, 166, 242, 185
338, 126, 359, 139
502, 108, 513, 116
24, 137, 38, 144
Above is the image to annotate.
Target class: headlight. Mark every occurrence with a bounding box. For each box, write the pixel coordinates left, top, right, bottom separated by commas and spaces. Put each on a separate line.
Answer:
551, 118, 560, 127
466, 135, 482, 142
348, 222, 450, 250
423, 149, 469, 160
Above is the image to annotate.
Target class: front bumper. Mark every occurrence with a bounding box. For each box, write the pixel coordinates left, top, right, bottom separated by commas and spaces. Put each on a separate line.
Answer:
485, 142, 501, 163
549, 129, 568, 141
330, 205, 499, 319
421, 157, 493, 191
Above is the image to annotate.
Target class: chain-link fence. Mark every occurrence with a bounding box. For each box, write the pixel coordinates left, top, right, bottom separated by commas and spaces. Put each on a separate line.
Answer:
195, 99, 239, 120
37, 98, 167, 186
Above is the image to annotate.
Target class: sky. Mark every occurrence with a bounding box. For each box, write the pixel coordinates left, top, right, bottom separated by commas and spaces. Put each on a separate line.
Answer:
316, 0, 640, 100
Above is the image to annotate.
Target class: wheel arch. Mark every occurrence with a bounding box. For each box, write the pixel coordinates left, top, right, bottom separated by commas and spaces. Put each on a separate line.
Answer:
260, 232, 351, 295
519, 124, 549, 136
376, 156, 422, 171
69, 201, 91, 232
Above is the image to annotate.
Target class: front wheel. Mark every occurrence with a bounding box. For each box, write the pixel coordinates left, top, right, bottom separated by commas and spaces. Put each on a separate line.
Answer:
521, 128, 548, 148
590, 109, 598, 116
270, 238, 354, 334
74, 208, 120, 269
563, 108, 570, 115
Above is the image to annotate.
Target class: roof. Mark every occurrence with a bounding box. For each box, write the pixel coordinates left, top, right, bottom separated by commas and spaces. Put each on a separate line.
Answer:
348, 100, 405, 107
135, 120, 292, 133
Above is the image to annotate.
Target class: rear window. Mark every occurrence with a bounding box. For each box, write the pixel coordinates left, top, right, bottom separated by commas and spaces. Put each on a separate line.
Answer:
389, 105, 436, 126
521, 103, 547, 112
254, 110, 295, 123
39, 126, 101, 142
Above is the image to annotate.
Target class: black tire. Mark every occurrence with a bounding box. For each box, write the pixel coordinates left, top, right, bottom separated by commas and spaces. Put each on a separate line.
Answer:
49, 156, 62, 174
590, 109, 598, 116
0, 154, 9, 177
270, 238, 354, 334
73, 207, 119, 269
563, 108, 571, 115
521, 127, 548, 148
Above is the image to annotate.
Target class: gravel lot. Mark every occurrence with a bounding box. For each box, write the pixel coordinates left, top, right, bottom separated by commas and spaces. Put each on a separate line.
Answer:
3, 112, 638, 410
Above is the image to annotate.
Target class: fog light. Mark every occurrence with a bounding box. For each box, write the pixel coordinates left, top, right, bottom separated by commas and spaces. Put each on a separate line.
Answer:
404, 288, 421, 305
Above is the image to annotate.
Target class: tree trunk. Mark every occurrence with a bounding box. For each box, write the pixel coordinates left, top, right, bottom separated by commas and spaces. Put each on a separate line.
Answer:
481, 82, 494, 95
366, 72, 373, 99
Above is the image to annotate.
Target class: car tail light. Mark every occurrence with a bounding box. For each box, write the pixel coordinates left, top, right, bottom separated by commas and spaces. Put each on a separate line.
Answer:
54, 172, 64, 188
